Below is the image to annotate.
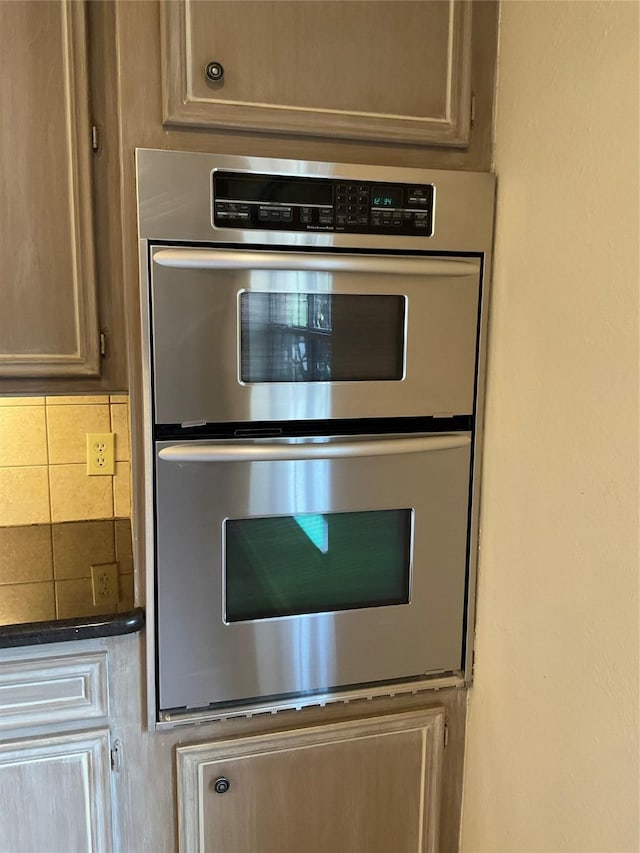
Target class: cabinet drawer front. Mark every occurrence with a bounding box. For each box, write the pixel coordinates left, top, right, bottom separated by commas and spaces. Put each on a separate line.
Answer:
0, 651, 108, 731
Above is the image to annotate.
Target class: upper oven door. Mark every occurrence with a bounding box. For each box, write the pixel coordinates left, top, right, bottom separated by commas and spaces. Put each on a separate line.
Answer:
149, 247, 481, 425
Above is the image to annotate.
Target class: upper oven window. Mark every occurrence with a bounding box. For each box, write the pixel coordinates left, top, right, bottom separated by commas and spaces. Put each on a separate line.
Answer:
239, 292, 405, 383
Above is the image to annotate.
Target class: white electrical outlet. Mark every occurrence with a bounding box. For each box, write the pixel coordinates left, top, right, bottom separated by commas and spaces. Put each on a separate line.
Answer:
91, 563, 119, 608
87, 433, 115, 475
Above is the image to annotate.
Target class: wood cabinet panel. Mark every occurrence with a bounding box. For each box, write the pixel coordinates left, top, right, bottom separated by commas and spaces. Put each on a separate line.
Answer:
162, 0, 473, 147
0, 728, 113, 853
177, 707, 445, 853
0, 1, 100, 379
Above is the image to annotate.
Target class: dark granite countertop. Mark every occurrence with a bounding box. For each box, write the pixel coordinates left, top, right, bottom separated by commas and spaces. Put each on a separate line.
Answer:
0, 607, 145, 648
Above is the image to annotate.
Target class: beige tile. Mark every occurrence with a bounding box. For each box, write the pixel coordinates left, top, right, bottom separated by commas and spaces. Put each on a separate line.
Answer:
0, 581, 55, 626
0, 467, 50, 525
46, 403, 110, 465
110, 403, 130, 462
0, 525, 53, 584
117, 574, 135, 613
55, 577, 117, 619
49, 464, 113, 523
0, 396, 45, 407
109, 395, 128, 404
46, 395, 109, 405
115, 519, 134, 574
0, 405, 48, 467
113, 462, 131, 518
52, 520, 115, 580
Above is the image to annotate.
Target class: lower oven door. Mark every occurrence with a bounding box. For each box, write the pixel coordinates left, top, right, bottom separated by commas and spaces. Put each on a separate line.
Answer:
154, 433, 471, 713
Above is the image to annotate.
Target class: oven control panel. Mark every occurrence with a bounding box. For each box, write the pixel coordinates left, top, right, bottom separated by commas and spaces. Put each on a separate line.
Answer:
213, 171, 434, 236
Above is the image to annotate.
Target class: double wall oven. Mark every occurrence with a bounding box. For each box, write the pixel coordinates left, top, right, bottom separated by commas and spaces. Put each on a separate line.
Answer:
136, 150, 494, 725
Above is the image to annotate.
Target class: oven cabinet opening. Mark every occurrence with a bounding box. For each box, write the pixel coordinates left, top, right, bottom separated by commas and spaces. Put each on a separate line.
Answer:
154, 433, 472, 714
149, 249, 481, 425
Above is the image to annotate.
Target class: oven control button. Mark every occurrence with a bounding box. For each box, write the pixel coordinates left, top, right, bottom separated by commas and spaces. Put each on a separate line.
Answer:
409, 187, 430, 204
281, 208, 293, 223
258, 208, 270, 221
300, 207, 313, 224
269, 210, 282, 222
414, 213, 430, 229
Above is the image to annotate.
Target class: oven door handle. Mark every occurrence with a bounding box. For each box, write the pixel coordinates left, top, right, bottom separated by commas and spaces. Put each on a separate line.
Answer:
158, 434, 470, 463
152, 249, 478, 277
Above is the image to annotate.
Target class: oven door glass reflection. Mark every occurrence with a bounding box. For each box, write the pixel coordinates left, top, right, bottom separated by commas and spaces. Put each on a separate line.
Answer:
224, 508, 412, 622
240, 292, 405, 382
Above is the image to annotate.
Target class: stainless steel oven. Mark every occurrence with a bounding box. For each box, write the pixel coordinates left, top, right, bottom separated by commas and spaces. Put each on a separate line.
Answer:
136, 150, 494, 724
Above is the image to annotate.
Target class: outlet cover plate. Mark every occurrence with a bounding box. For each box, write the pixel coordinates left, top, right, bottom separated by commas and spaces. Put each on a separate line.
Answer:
91, 563, 119, 608
87, 432, 115, 476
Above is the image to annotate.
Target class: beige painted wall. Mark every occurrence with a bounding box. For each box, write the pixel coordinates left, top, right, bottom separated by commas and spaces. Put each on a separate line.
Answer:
461, 2, 639, 851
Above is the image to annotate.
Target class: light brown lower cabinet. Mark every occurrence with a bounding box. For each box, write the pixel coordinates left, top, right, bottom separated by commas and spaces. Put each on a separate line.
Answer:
0, 728, 113, 853
0, 647, 113, 853
177, 707, 445, 853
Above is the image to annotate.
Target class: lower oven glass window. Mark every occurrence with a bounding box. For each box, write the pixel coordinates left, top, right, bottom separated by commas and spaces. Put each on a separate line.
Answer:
239, 292, 405, 382
224, 509, 412, 622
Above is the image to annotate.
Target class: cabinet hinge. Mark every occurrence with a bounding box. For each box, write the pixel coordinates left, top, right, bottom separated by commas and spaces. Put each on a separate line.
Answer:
100, 331, 107, 357
91, 124, 100, 152
110, 737, 122, 771
470, 93, 476, 126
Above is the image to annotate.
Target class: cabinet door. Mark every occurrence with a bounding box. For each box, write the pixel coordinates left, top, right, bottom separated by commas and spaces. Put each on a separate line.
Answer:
161, 0, 472, 147
0, 0, 100, 379
0, 728, 113, 853
177, 708, 445, 853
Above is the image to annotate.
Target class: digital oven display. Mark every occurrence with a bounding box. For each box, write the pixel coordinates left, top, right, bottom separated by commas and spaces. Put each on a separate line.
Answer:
371, 187, 403, 209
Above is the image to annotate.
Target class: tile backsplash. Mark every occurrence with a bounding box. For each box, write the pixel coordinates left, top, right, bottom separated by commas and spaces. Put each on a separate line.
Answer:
0, 395, 131, 525
0, 519, 134, 624
0, 395, 134, 625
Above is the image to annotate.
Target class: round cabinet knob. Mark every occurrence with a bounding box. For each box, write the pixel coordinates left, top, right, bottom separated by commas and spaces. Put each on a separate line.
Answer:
213, 776, 230, 794
205, 61, 224, 82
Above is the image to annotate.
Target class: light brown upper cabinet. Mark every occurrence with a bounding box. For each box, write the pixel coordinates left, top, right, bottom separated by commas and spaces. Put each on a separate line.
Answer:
161, 0, 476, 147
0, 1, 99, 380
0, 1, 126, 392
